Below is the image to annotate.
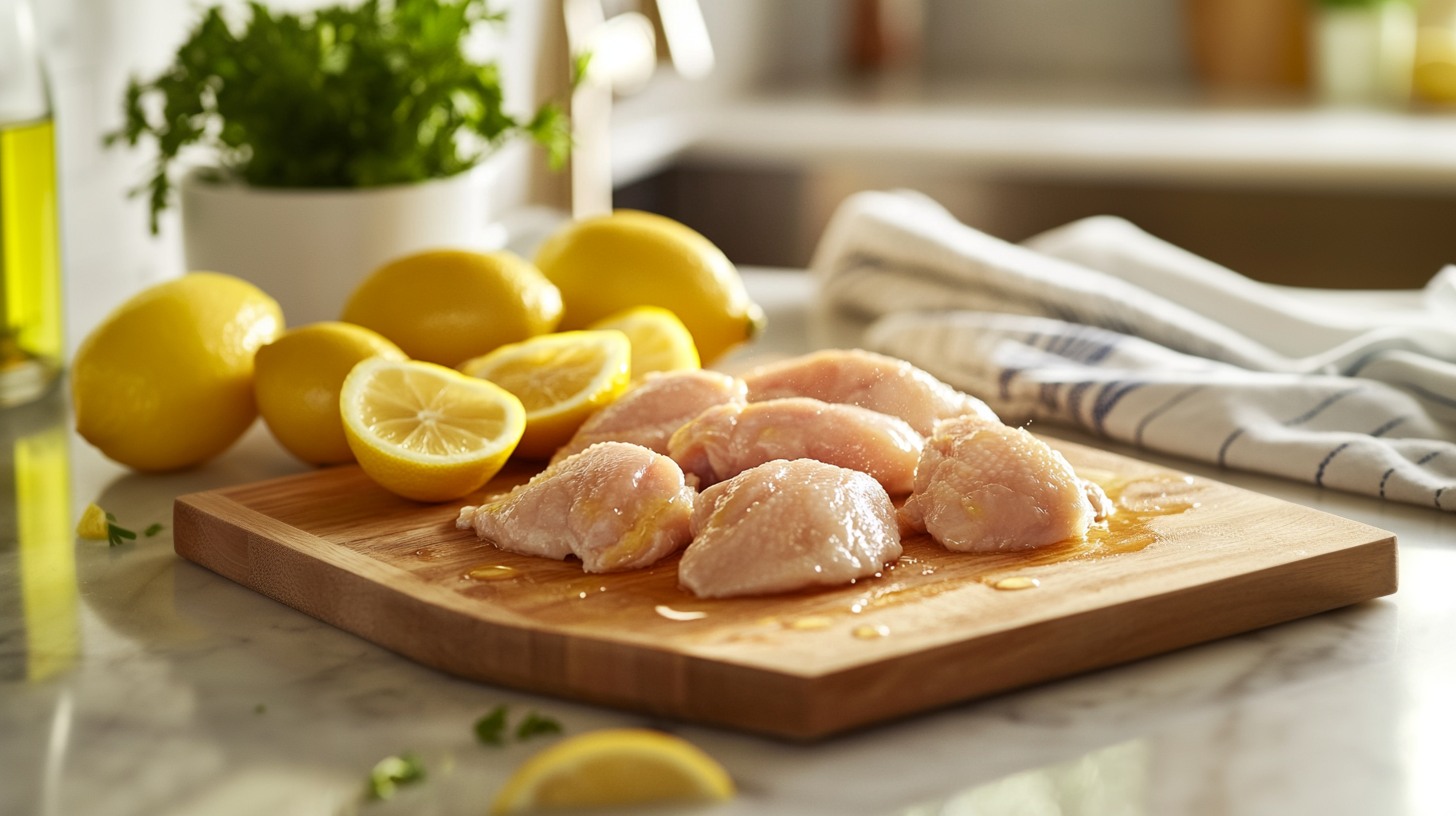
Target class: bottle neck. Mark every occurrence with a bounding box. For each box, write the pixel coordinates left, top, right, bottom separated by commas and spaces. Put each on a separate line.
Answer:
0, 0, 49, 125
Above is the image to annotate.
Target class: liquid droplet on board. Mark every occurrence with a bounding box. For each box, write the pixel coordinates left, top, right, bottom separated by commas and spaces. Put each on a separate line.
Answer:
788, 616, 833, 631
655, 605, 708, 621
463, 564, 517, 581
992, 576, 1040, 591
852, 624, 890, 639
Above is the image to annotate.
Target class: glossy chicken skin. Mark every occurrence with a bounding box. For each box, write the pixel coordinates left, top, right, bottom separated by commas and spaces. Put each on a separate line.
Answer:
679, 459, 903, 598
550, 370, 747, 465
901, 417, 1095, 551
668, 397, 923, 494
742, 349, 997, 436
457, 442, 694, 572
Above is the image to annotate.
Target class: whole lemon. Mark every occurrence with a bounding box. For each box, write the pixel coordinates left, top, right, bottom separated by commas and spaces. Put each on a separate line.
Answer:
72, 272, 284, 471
341, 250, 562, 367
254, 322, 406, 465
535, 211, 764, 364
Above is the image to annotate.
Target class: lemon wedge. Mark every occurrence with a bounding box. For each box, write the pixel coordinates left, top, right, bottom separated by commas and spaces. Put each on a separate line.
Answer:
588, 306, 700, 379
491, 729, 734, 815
76, 503, 109, 540
340, 358, 526, 502
458, 331, 631, 459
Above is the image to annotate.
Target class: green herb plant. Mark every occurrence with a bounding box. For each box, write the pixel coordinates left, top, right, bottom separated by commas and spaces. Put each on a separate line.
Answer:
108, 0, 572, 233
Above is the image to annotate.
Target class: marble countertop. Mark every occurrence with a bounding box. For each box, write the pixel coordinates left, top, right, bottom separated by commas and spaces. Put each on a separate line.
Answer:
2, 271, 1452, 816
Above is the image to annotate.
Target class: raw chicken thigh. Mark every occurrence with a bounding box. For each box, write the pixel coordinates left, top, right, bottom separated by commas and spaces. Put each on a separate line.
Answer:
457, 442, 694, 572
680, 459, 903, 598
742, 349, 997, 436
668, 397, 923, 494
550, 370, 747, 465
901, 416, 1095, 551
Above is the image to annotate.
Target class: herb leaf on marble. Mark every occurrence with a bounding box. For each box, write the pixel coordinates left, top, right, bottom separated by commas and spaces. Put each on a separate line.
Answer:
515, 712, 563, 741
474, 705, 509, 746
367, 751, 426, 801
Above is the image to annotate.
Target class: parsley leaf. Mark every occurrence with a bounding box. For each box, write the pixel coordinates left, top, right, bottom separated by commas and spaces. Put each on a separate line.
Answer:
108, 0, 571, 233
367, 751, 426, 801
515, 712, 562, 741
474, 705, 508, 746
144, 523, 164, 537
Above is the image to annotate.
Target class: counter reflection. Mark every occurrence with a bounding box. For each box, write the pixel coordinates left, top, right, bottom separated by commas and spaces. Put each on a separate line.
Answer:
0, 386, 75, 682
902, 740, 1147, 816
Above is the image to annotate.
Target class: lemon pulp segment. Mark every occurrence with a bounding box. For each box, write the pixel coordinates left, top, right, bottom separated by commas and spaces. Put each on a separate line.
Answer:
589, 305, 700, 378
342, 359, 525, 502
354, 365, 516, 457
458, 331, 631, 459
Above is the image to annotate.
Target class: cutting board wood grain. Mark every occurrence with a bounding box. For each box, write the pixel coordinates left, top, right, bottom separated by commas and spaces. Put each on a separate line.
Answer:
174, 436, 1396, 739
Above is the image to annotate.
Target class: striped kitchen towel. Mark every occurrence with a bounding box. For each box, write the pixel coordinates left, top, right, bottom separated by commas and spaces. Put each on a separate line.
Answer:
812, 190, 1456, 509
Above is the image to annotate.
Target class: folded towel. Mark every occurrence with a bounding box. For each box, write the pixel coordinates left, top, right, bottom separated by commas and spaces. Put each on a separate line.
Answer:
812, 190, 1456, 510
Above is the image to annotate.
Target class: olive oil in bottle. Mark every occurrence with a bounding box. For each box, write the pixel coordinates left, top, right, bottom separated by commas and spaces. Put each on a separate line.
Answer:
0, 0, 62, 407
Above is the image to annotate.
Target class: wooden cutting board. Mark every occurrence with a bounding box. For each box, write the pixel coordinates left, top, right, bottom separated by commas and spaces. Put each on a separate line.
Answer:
173, 436, 1396, 740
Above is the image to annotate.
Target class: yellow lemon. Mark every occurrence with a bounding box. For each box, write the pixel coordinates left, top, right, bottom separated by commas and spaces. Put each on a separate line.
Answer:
72, 272, 283, 471
588, 305, 700, 378
341, 358, 526, 502
457, 331, 630, 459
491, 729, 734, 815
254, 322, 406, 465
535, 211, 764, 364
341, 250, 562, 368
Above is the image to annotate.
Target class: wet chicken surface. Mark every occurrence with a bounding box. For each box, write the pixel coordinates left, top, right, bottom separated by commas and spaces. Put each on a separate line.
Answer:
458, 442, 695, 572
902, 416, 1096, 552
679, 459, 903, 599
550, 370, 747, 465
668, 397, 923, 494
742, 348, 997, 436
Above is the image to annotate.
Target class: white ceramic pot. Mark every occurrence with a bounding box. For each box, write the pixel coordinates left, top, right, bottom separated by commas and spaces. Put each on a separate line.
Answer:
181, 161, 506, 326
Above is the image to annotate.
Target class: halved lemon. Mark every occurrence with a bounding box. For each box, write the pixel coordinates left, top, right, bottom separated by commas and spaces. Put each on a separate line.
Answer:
491, 728, 734, 815
340, 358, 526, 502
457, 331, 631, 459
588, 305, 700, 379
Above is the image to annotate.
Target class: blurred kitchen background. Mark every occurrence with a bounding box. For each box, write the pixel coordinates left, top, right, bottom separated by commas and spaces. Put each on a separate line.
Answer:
33, 0, 1456, 356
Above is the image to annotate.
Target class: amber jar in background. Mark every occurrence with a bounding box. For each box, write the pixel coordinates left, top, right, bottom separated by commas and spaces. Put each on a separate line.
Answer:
1185, 0, 1310, 92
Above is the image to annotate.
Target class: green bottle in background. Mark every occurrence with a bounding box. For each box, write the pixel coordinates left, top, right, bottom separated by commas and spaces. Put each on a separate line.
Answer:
0, 0, 62, 408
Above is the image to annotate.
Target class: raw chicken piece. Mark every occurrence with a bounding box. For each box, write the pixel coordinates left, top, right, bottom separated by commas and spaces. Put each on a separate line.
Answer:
742, 349, 997, 436
457, 442, 694, 572
680, 459, 902, 598
550, 370, 747, 465
901, 416, 1094, 551
668, 397, 923, 494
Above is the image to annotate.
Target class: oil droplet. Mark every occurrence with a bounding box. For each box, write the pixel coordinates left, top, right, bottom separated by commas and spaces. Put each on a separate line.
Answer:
853, 624, 890, 639
992, 576, 1040, 591
788, 616, 834, 631
655, 605, 708, 621
463, 564, 517, 581
578, 592, 587, 599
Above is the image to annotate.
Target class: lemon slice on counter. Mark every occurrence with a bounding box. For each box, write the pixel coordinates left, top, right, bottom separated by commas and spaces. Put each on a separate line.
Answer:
588, 305, 701, 379
491, 728, 734, 815
458, 330, 631, 459
341, 358, 526, 502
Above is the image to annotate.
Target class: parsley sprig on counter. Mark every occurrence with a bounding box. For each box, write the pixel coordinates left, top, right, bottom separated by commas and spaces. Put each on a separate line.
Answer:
108, 0, 571, 232
474, 706, 562, 746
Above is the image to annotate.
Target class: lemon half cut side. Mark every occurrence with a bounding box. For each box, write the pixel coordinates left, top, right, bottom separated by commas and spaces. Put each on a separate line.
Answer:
491, 728, 735, 815
588, 305, 701, 379
458, 330, 631, 460
341, 358, 526, 502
